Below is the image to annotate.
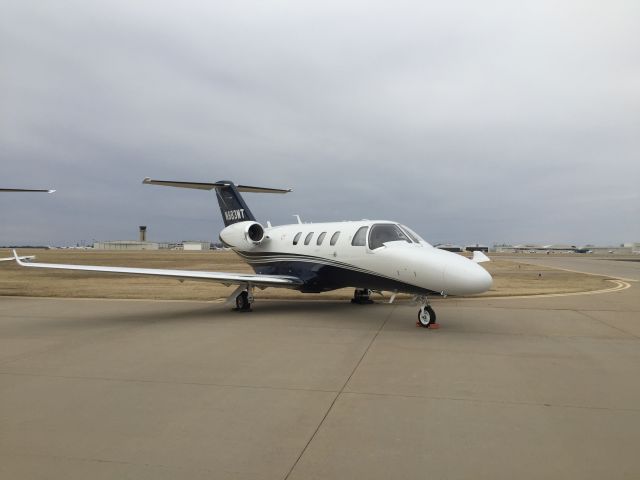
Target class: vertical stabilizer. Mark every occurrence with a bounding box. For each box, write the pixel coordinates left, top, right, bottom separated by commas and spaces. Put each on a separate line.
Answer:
214, 182, 256, 226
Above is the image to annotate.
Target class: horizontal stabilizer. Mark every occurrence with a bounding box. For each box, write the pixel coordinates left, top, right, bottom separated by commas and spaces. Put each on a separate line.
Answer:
142, 178, 291, 194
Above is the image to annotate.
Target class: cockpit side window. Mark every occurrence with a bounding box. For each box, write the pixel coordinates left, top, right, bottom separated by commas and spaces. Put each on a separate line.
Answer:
330, 231, 340, 245
351, 226, 369, 246
368, 224, 411, 250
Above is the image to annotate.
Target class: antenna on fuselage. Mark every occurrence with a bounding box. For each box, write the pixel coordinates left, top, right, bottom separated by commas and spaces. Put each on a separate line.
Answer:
293, 214, 302, 224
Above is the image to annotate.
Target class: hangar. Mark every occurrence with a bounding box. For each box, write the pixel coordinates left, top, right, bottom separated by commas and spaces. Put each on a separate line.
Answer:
435, 244, 463, 252
93, 226, 166, 250
182, 241, 211, 251
465, 244, 489, 253
93, 240, 160, 250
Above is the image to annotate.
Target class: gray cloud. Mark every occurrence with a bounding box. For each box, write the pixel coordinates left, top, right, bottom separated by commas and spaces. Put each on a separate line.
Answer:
1, 0, 639, 246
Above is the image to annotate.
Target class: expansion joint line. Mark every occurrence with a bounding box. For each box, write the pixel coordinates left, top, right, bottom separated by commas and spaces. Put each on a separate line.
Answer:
283, 306, 395, 480
577, 310, 640, 340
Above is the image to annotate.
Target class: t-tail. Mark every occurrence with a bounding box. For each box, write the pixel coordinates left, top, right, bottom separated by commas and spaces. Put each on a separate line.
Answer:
142, 178, 291, 226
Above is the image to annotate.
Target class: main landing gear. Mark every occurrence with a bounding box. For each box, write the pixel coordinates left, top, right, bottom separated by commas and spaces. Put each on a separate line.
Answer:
416, 296, 439, 329
351, 288, 374, 304
233, 285, 254, 312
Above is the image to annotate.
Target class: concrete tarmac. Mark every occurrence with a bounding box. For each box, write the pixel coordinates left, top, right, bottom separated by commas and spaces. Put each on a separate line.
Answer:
500, 254, 640, 281
1, 259, 639, 479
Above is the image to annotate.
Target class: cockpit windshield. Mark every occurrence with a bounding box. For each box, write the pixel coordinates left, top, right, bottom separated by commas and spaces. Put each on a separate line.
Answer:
368, 224, 412, 250
399, 225, 432, 247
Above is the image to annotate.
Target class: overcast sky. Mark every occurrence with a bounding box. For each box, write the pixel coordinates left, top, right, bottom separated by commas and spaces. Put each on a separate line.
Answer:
1, 0, 638, 246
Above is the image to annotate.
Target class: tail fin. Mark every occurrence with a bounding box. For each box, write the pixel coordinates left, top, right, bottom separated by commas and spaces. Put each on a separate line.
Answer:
142, 178, 291, 227
215, 182, 256, 226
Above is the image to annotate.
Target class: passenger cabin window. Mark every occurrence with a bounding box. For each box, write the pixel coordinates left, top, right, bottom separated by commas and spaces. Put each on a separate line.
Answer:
351, 226, 369, 246
304, 232, 314, 245
293, 232, 302, 245
317, 232, 327, 245
330, 231, 340, 246
368, 224, 411, 250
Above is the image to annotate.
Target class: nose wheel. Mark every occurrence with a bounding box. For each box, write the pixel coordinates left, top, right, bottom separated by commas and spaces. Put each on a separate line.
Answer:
416, 300, 439, 329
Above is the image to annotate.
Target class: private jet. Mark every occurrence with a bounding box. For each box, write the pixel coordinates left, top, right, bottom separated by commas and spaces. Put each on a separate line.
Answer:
12, 179, 492, 328
0, 255, 35, 262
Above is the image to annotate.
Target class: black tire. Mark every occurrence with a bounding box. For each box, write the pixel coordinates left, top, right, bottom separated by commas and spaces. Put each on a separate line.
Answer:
235, 291, 250, 311
351, 288, 373, 304
417, 306, 436, 328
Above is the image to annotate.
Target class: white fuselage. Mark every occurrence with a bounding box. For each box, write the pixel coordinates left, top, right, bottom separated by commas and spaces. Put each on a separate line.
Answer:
224, 220, 493, 296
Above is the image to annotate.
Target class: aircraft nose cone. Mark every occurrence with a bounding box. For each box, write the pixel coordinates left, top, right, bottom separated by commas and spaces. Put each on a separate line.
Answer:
444, 260, 493, 295
475, 265, 493, 292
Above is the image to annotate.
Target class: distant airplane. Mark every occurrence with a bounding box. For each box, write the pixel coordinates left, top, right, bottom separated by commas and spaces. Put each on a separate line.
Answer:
0, 188, 55, 193
0, 255, 35, 262
12, 179, 492, 328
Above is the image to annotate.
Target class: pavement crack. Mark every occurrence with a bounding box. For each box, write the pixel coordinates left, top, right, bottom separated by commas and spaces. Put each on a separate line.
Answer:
283, 305, 395, 480
576, 310, 640, 340
0, 371, 338, 394
339, 390, 640, 413
1, 450, 225, 475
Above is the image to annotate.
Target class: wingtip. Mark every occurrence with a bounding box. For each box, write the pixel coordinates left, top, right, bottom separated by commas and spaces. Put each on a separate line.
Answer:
48, 189, 56, 194
472, 250, 491, 263
142, 177, 151, 184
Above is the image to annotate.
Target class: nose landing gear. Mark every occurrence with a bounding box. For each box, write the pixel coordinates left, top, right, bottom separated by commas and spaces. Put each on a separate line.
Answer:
416, 296, 439, 329
417, 305, 438, 328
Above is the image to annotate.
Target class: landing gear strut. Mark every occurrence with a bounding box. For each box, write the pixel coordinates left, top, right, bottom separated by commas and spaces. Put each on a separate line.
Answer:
234, 286, 254, 312
416, 296, 439, 329
351, 288, 374, 304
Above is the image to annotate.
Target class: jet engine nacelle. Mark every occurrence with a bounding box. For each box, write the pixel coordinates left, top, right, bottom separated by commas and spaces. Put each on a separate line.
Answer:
219, 221, 266, 249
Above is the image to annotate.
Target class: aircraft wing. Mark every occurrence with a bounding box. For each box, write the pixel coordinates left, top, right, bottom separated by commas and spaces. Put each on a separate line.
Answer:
11, 250, 303, 288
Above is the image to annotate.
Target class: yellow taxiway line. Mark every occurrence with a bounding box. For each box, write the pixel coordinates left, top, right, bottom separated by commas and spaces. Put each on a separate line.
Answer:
455, 279, 632, 301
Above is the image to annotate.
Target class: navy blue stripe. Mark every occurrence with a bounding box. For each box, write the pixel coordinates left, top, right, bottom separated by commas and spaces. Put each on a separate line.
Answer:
237, 255, 435, 295
235, 250, 399, 283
